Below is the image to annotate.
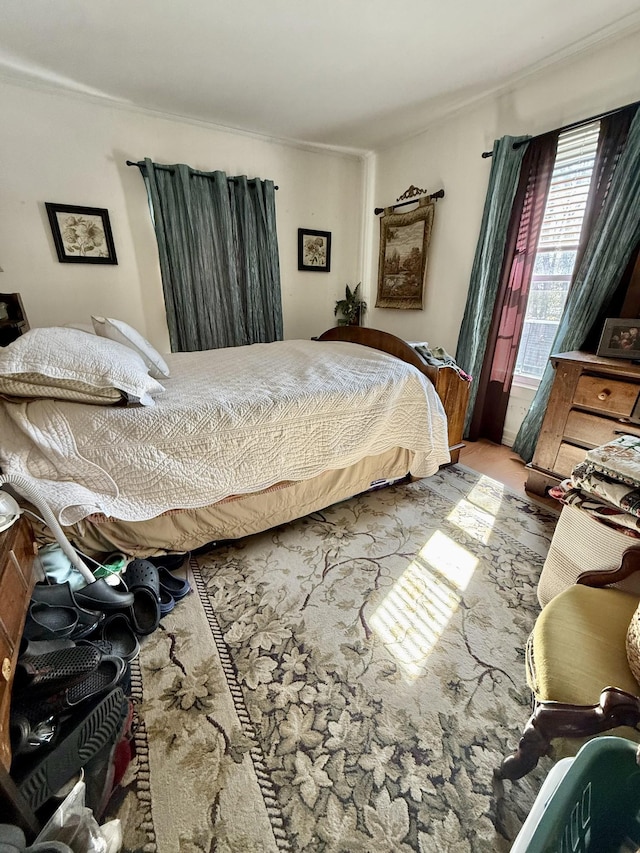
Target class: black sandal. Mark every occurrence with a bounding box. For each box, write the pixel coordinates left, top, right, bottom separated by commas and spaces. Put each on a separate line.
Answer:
13, 645, 102, 699
12, 654, 127, 727
121, 559, 161, 635
99, 613, 140, 662
23, 603, 78, 642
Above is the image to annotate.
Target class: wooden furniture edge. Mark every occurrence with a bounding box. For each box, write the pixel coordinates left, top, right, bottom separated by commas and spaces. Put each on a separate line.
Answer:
577, 545, 640, 587
0, 516, 40, 835
316, 327, 471, 461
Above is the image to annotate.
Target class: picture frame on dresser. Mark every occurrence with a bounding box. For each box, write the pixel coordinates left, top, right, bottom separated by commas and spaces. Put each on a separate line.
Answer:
596, 318, 640, 358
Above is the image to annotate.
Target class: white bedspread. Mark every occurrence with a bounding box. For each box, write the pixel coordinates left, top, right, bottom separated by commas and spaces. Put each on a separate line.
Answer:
0, 339, 449, 524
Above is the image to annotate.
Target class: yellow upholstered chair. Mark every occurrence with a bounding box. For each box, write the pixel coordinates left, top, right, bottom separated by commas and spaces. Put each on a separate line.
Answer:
498, 547, 640, 780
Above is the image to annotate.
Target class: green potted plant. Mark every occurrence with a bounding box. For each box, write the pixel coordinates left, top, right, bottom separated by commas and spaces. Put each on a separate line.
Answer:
334, 283, 367, 326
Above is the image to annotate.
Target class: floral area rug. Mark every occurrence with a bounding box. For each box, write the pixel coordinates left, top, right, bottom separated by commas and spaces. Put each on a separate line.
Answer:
112, 464, 559, 852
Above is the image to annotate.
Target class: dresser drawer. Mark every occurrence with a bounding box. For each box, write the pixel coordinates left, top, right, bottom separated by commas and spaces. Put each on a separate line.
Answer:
554, 442, 589, 477
573, 374, 640, 417
564, 410, 640, 448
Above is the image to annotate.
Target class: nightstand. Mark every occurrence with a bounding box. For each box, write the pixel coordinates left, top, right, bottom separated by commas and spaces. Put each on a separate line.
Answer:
0, 293, 30, 347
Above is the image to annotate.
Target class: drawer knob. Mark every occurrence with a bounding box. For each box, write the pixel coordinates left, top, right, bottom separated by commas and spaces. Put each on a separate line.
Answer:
598, 389, 611, 400
1, 657, 11, 682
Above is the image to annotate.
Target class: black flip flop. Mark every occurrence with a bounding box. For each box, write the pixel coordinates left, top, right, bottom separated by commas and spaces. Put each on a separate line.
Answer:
122, 559, 161, 635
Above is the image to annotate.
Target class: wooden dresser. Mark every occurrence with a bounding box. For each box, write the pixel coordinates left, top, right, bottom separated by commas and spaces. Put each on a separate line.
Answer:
0, 515, 40, 834
526, 350, 640, 496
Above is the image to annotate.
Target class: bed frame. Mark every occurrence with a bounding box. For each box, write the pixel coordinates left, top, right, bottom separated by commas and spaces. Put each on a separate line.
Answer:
316, 326, 470, 463
49, 327, 471, 556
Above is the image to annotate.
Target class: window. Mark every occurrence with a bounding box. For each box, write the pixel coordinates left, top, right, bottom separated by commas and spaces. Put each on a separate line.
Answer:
514, 121, 601, 382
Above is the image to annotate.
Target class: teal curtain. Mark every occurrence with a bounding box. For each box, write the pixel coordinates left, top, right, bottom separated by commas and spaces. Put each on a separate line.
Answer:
513, 107, 640, 462
139, 160, 283, 351
455, 136, 530, 435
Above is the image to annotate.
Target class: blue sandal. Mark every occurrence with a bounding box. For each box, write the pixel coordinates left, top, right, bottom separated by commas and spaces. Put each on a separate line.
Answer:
157, 567, 191, 601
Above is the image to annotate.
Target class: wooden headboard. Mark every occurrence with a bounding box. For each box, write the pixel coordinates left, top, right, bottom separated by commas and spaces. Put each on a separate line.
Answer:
316, 326, 471, 464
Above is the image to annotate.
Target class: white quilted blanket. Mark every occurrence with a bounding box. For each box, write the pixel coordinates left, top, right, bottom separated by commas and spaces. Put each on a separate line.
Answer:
0, 339, 449, 524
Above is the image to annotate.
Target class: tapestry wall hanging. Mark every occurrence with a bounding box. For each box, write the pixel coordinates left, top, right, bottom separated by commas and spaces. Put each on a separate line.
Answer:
376, 197, 434, 309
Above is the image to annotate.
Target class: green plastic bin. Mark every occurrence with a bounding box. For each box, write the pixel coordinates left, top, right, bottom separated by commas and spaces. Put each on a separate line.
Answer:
511, 737, 640, 852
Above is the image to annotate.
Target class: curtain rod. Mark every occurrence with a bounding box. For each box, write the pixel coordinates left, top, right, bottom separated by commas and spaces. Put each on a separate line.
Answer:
374, 188, 444, 215
125, 160, 278, 189
480, 98, 640, 158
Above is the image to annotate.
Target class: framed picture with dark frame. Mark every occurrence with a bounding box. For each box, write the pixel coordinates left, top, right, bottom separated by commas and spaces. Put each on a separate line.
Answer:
45, 203, 118, 264
298, 228, 331, 272
596, 318, 640, 358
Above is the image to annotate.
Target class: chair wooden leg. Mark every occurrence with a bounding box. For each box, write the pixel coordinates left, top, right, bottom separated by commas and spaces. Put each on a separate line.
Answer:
497, 688, 640, 781
497, 710, 551, 781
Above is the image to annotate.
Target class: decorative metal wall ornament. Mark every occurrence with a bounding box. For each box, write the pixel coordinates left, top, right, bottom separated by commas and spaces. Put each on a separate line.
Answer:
375, 197, 434, 310
395, 184, 429, 202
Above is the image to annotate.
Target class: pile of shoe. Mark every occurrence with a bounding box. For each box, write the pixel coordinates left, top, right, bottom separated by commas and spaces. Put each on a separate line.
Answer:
9, 555, 190, 822
25, 556, 191, 645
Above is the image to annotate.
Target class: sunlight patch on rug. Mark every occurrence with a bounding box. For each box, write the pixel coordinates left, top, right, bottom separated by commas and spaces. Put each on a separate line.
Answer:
447, 475, 506, 544
371, 531, 477, 678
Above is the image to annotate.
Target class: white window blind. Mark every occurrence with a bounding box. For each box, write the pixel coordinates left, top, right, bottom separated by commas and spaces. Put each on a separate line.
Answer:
537, 121, 601, 252
514, 121, 600, 381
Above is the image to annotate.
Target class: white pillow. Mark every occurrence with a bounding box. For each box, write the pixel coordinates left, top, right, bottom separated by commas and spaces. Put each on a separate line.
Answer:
92, 316, 170, 380
0, 373, 122, 404
0, 327, 165, 406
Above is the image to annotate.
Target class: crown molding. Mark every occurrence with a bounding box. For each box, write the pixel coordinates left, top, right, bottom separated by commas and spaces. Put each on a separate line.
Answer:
0, 68, 369, 161
375, 12, 640, 152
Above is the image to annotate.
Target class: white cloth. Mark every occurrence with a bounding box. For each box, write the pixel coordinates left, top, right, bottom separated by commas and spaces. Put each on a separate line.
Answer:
0, 339, 450, 524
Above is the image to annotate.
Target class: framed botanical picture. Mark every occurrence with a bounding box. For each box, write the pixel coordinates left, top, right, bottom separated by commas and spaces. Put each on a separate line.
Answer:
298, 228, 331, 272
596, 318, 640, 358
376, 198, 434, 309
45, 203, 118, 264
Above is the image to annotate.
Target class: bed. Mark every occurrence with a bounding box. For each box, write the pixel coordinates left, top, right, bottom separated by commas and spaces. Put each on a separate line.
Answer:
0, 326, 470, 556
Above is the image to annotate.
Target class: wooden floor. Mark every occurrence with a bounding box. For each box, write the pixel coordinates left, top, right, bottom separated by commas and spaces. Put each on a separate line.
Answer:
459, 439, 558, 509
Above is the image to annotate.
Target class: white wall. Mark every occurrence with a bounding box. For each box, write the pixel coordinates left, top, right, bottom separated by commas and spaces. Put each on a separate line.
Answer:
1, 28, 639, 377
366, 28, 640, 357
0, 81, 364, 351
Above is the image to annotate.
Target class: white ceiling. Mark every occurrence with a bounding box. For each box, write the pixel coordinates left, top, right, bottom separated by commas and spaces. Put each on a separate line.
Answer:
1, 0, 639, 151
